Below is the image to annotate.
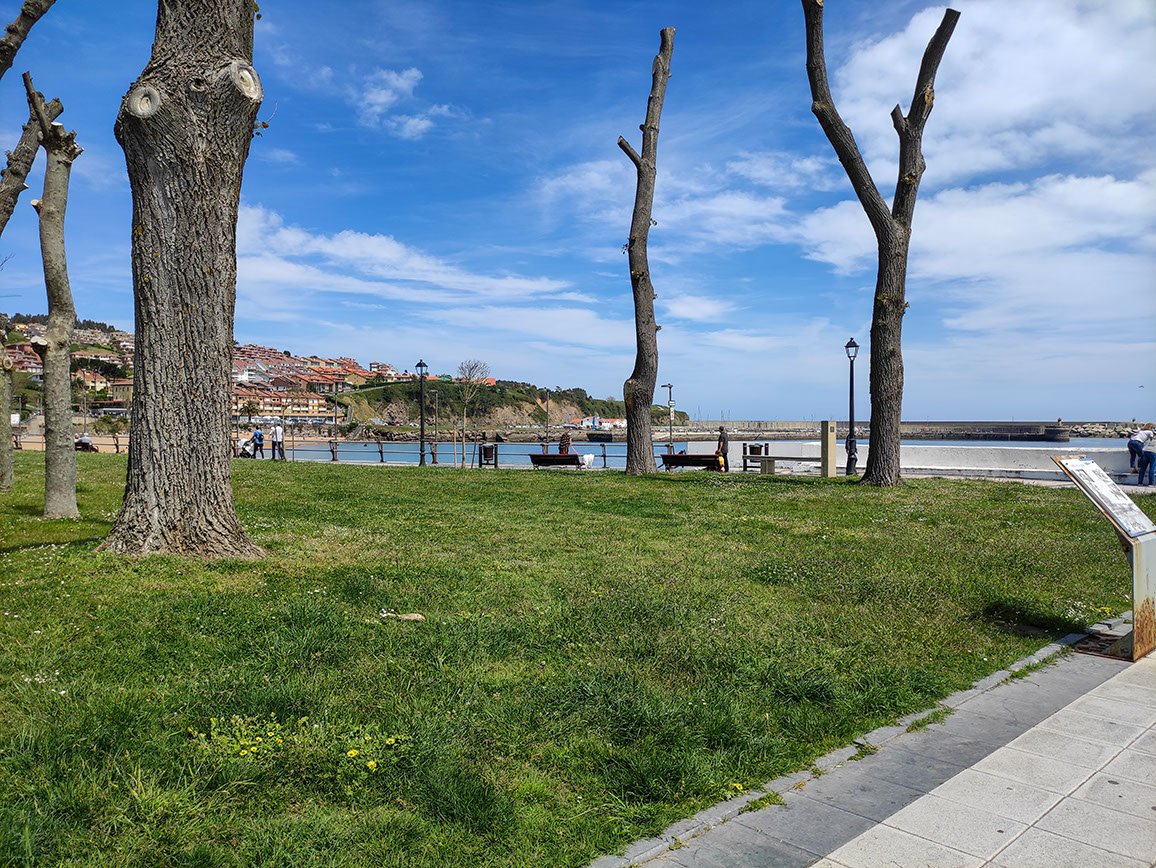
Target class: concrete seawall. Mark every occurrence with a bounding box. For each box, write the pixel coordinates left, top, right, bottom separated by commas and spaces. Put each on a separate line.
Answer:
689, 440, 1137, 484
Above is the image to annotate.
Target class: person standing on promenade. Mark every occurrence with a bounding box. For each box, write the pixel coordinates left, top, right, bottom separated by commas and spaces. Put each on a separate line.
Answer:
1127, 425, 1153, 472
271, 420, 284, 460
559, 429, 572, 455
716, 425, 730, 472
252, 426, 265, 459
1140, 434, 1156, 487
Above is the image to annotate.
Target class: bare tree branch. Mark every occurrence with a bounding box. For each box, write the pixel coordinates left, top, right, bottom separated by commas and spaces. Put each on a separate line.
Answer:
801, 0, 891, 241
890, 8, 960, 227
0, 94, 62, 238
616, 136, 641, 169
0, 0, 56, 83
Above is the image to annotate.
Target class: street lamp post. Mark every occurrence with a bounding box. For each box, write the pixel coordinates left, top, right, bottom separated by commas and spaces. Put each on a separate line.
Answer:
544, 389, 550, 446
844, 338, 859, 476
416, 359, 428, 466
661, 383, 674, 451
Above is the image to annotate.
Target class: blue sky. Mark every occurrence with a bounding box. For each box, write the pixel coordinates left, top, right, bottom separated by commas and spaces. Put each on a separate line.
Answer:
1, 0, 1153, 422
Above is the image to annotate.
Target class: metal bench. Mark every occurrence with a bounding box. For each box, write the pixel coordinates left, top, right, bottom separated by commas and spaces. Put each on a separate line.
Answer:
530, 453, 582, 469
750, 455, 830, 477
660, 453, 722, 471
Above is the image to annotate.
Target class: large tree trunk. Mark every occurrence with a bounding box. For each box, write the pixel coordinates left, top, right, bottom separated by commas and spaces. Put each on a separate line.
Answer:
618, 27, 674, 476
24, 73, 79, 518
801, 1, 958, 487
99, 0, 263, 557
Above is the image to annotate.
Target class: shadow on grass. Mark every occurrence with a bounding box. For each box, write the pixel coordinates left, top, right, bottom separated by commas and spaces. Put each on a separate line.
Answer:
979, 599, 1086, 635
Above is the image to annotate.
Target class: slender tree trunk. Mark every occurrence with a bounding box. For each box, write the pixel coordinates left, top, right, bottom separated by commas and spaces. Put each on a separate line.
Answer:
99, 0, 263, 557
0, 98, 62, 239
0, 353, 12, 491
618, 27, 674, 476
24, 73, 79, 518
801, 1, 958, 486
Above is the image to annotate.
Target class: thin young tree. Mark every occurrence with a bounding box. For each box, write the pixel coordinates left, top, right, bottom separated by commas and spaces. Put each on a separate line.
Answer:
24, 72, 79, 518
617, 27, 673, 476
99, 0, 264, 557
456, 359, 489, 469
801, 1, 959, 486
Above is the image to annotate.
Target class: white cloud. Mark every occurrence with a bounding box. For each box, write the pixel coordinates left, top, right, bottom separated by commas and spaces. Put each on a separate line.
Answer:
359, 67, 423, 123
832, 0, 1156, 186
662, 294, 737, 322
237, 203, 570, 302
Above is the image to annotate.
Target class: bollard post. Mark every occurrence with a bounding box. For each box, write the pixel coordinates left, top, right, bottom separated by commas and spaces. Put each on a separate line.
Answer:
819, 420, 837, 477
329, 439, 338, 462
602, 444, 607, 468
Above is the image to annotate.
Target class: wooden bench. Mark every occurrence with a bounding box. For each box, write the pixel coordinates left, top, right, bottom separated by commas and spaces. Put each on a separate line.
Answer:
530, 453, 582, 469
660, 453, 722, 471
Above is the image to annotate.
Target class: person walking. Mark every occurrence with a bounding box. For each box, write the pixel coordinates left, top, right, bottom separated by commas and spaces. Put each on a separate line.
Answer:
716, 425, 730, 472
271, 420, 284, 460
1140, 434, 1156, 487
252, 425, 265, 459
1127, 425, 1154, 472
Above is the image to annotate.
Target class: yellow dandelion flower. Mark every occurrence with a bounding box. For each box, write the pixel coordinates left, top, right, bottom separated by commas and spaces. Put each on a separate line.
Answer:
367, 761, 377, 771
364, 735, 372, 742
240, 749, 249, 756
347, 749, 359, 758
256, 737, 262, 743
385, 737, 396, 746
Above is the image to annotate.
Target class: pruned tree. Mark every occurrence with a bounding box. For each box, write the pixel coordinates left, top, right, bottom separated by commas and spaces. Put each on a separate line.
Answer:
802, 1, 959, 486
456, 358, 489, 468
99, 0, 264, 557
618, 27, 673, 476
24, 72, 79, 518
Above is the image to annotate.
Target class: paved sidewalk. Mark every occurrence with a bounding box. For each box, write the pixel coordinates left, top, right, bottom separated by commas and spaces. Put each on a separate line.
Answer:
591, 646, 1156, 868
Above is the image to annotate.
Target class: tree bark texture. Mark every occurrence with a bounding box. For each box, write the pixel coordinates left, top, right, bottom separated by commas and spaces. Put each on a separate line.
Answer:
100, 0, 263, 557
802, 1, 958, 486
0, 0, 55, 82
618, 27, 673, 476
0, 353, 12, 491
0, 97, 62, 239
24, 73, 78, 517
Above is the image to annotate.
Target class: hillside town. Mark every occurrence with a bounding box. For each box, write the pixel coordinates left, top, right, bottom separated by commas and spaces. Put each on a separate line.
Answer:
3, 319, 463, 425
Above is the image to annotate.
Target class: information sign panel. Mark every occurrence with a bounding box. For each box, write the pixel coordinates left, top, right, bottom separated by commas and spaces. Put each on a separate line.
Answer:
1053, 456, 1155, 660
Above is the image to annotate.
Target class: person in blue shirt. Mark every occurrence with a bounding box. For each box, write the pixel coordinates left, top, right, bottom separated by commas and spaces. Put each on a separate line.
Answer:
252, 426, 265, 459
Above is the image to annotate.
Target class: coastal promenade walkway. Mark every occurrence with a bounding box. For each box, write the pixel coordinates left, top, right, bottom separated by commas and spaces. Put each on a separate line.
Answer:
590, 642, 1156, 868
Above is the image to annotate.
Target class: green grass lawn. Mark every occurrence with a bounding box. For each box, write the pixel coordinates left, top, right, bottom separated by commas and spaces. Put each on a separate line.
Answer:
0, 453, 1144, 867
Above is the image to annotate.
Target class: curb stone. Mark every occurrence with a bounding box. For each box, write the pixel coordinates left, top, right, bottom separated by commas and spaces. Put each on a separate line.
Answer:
585, 633, 1088, 868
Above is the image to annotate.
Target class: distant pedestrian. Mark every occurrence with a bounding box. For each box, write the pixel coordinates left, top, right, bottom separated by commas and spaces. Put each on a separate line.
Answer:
716, 425, 729, 472
252, 426, 265, 459
271, 420, 284, 460
559, 430, 572, 455
1141, 435, 1156, 487
1127, 425, 1154, 472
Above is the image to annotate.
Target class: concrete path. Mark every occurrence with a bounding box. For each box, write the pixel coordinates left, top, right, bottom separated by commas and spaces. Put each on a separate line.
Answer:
591, 646, 1156, 868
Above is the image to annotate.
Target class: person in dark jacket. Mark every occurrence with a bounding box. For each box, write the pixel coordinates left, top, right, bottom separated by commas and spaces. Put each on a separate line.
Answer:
716, 426, 729, 472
